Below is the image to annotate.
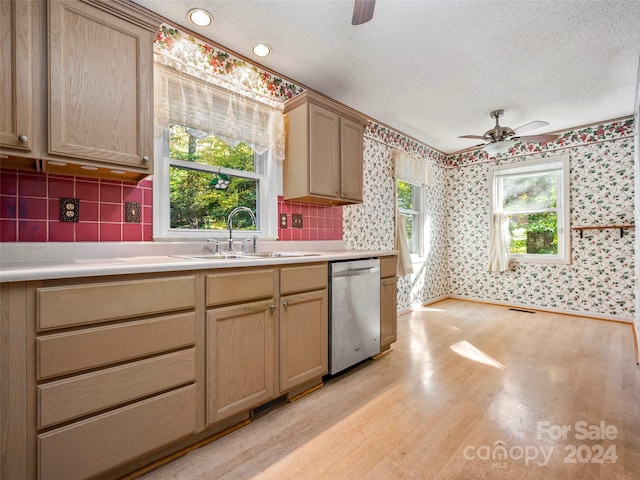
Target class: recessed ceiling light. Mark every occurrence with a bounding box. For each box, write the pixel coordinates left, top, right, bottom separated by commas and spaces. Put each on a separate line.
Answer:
252, 43, 272, 57
47, 161, 67, 167
81, 165, 98, 171
188, 8, 212, 27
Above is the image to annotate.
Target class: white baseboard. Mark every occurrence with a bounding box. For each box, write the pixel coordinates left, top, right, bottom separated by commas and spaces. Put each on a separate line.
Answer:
446, 294, 634, 324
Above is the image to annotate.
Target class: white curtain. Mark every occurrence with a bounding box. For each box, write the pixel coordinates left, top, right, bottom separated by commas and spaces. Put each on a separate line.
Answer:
154, 64, 286, 164
488, 212, 511, 271
393, 148, 433, 276
396, 211, 414, 276
393, 149, 434, 186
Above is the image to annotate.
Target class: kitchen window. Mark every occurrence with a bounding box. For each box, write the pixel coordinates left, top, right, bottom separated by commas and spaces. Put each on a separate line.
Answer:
397, 179, 423, 257
153, 64, 282, 240
489, 155, 570, 264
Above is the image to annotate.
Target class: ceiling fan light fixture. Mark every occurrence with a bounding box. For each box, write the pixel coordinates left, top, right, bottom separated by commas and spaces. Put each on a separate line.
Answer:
251, 43, 272, 57
484, 140, 516, 157
188, 8, 213, 27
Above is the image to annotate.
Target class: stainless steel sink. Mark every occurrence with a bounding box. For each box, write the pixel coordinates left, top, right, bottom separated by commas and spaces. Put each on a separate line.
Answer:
247, 252, 320, 258
170, 254, 247, 261
171, 252, 321, 261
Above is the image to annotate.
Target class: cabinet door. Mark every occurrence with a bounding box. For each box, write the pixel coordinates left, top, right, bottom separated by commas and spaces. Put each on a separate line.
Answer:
0, 0, 32, 151
280, 289, 328, 391
340, 116, 364, 202
207, 300, 276, 424
48, 0, 153, 169
308, 103, 340, 198
380, 277, 397, 347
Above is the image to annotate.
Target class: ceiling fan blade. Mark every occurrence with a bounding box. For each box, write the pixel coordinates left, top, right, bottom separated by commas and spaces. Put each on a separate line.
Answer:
516, 133, 559, 143
458, 135, 486, 140
352, 0, 375, 25
513, 120, 549, 135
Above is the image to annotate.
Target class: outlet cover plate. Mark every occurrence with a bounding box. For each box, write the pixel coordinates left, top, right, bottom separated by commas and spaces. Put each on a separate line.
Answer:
60, 198, 80, 222
279, 213, 288, 228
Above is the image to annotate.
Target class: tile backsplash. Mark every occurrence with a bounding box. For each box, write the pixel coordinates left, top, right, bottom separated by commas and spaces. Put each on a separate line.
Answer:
0, 170, 153, 242
0, 170, 343, 242
277, 196, 343, 241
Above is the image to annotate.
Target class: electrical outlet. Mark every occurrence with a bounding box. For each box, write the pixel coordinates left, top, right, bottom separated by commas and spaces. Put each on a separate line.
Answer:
292, 213, 303, 228
59, 198, 80, 222
280, 213, 288, 228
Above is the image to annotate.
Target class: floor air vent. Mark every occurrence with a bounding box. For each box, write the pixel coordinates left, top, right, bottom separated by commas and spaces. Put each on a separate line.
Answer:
251, 394, 287, 419
509, 308, 536, 314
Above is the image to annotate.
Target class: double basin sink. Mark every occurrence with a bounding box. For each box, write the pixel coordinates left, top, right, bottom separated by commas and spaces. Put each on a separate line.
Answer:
171, 252, 320, 261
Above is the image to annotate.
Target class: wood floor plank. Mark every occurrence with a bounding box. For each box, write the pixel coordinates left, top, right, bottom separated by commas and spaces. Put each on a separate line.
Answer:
140, 299, 640, 480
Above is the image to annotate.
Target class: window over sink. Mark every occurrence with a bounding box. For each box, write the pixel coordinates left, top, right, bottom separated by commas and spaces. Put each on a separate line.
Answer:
153, 61, 282, 241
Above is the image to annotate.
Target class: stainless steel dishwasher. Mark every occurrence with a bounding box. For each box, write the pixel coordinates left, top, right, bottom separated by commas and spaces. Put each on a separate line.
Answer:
329, 258, 380, 374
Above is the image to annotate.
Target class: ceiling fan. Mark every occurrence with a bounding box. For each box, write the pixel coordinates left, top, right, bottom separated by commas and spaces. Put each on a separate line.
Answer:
352, 0, 375, 25
459, 110, 559, 155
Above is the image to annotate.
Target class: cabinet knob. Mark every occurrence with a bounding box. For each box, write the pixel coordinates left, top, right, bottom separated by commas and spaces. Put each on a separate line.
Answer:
282, 300, 288, 308
341, 191, 347, 198
142, 156, 150, 163
18, 134, 28, 143
269, 304, 276, 311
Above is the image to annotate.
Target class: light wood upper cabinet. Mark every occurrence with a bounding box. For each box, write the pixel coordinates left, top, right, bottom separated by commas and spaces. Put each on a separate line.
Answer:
47, 0, 154, 175
0, 0, 34, 153
284, 89, 366, 205
340, 116, 364, 203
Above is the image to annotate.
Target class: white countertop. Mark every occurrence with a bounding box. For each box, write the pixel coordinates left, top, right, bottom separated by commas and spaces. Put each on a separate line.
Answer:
0, 241, 397, 282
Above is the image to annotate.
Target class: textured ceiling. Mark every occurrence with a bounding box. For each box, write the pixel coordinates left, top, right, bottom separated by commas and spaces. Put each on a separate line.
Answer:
132, 0, 640, 154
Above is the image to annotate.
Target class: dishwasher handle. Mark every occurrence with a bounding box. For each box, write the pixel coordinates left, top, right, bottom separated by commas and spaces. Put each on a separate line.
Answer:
332, 266, 380, 277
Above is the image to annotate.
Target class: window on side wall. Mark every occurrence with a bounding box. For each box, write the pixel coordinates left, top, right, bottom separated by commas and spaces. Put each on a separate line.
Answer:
489, 155, 570, 264
397, 179, 423, 257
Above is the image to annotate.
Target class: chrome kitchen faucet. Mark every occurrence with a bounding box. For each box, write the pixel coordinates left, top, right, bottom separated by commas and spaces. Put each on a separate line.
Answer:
227, 207, 257, 252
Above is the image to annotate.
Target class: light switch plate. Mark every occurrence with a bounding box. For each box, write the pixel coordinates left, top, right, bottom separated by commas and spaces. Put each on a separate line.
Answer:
292, 214, 303, 228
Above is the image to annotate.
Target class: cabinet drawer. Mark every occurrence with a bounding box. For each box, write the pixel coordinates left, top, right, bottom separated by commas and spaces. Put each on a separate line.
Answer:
280, 264, 328, 295
38, 348, 196, 428
380, 256, 398, 279
38, 385, 197, 480
37, 313, 196, 380
37, 275, 196, 330
206, 269, 275, 307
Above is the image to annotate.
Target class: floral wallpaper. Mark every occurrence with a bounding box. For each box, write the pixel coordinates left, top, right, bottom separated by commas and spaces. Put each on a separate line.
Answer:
447, 118, 634, 167
345, 117, 635, 319
344, 132, 450, 310
154, 24, 303, 101
447, 122, 635, 319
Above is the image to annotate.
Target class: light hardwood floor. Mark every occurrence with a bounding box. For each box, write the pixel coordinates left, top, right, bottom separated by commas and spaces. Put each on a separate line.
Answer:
140, 299, 640, 480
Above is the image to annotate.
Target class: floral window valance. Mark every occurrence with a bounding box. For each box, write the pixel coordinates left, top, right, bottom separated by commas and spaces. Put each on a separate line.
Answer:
155, 65, 285, 164
153, 25, 304, 165
393, 149, 434, 185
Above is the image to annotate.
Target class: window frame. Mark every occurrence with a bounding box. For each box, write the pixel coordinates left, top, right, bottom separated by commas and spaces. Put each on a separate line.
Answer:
153, 129, 278, 241
396, 178, 424, 259
488, 155, 570, 264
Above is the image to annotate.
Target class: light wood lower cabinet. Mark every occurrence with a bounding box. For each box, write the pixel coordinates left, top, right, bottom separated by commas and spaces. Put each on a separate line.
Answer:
206, 300, 277, 424
32, 272, 200, 480
380, 276, 398, 347
1, 263, 334, 479
380, 256, 398, 349
38, 385, 198, 480
280, 289, 328, 392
